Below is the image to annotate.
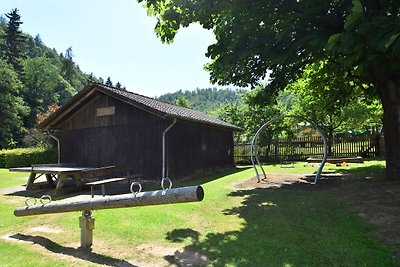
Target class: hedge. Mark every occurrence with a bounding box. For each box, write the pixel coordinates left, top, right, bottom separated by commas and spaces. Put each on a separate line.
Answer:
0, 147, 58, 168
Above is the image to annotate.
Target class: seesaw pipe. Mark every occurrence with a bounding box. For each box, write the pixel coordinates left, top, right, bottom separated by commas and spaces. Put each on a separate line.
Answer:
14, 186, 204, 217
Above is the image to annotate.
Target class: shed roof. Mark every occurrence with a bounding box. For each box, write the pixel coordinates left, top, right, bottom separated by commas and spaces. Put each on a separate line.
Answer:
38, 83, 242, 131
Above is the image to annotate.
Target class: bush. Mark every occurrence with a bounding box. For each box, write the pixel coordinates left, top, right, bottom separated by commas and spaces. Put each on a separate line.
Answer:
0, 147, 58, 168
0, 152, 5, 168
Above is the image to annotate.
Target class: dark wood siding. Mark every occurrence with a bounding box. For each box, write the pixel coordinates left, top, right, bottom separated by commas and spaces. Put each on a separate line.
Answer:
59, 92, 169, 178
57, 91, 235, 180
167, 121, 234, 178
60, 92, 146, 130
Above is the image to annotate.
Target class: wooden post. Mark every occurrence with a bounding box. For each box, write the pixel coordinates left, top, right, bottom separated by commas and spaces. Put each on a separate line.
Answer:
79, 210, 95, 249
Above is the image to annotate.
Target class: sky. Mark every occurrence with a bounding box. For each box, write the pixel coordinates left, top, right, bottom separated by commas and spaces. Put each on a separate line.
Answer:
0, 0, 225, 97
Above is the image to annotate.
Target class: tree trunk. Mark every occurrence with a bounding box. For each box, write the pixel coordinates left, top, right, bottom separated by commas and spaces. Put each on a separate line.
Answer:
377, 75, 400, 180
327, 126, 334, 157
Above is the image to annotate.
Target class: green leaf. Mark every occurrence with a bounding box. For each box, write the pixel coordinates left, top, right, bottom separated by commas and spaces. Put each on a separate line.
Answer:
326, 33, 341, 51
344, 0, 363, 29
385, 32, 400, 49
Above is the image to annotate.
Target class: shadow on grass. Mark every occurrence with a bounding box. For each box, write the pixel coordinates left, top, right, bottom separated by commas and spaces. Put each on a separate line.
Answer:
5, 187, 94, 202
5, 167, 251, 201
320, 164, 387, 184
305, 163, 386, 180
9, 233, 136, 267
165, 186, 396, 266
340, 164, 386, 174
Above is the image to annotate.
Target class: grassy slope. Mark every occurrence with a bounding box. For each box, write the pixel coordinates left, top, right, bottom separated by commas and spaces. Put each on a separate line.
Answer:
0, 162, 398, 266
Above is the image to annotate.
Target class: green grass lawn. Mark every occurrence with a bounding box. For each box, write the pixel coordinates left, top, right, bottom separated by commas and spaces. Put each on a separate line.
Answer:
0, 169, 29, 189
0, 161, 398, 266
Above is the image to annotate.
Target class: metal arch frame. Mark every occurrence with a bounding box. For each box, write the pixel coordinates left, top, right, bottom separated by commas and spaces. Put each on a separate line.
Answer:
250, 115, 328, 184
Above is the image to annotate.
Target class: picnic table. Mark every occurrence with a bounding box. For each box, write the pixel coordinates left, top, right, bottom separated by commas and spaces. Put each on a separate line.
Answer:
9, 165, 94, 195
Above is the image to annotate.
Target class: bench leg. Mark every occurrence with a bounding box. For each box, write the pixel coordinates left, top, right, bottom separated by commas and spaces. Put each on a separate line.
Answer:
74, 173, 83, 191
55, 174, 67, 195
101, 184, 105, 197
26, 172, 37, 190
45, 174, 55, 187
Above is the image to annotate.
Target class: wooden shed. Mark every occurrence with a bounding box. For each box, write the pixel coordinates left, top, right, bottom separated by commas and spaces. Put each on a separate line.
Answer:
38, 83, 242, 180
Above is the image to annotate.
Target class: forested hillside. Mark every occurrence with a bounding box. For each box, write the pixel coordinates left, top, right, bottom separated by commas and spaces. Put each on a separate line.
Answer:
0, 9, 124, 149
158, 88, 247, 114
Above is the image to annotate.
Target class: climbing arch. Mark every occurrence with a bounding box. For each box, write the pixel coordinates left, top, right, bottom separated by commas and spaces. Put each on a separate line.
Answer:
250, 115, 328, 184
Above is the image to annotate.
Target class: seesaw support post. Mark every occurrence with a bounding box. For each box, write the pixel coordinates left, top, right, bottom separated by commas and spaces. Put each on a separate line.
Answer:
79, 210, 95, 249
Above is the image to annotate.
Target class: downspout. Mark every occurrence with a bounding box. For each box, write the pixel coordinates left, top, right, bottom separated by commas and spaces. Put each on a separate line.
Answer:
162, 118, 177, 178
48, 131, 60, 164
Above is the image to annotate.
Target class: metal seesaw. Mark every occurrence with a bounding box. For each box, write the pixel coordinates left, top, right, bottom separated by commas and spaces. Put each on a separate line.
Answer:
14, 179, 204, 249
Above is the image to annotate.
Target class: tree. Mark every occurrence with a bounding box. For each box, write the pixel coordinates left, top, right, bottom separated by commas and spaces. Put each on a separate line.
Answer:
22, 103, 61, 148
36, 103, 60, 125
0, 59, 29, 148
158, 87, 246, 114
139, 0, 400, 180
23, 57, 74, 128
218, 86, 282, 142
105, 77, 113, 86
2, 8, 26, 73
175, 95, 192, 108
60, 46, 76, 85
285, 61, 383, 154
0, 15, 6, 25
34, 34, 42, 46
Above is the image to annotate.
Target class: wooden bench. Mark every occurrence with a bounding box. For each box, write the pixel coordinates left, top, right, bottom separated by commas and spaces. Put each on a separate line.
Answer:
86, 177, 128, 198
81, 166, 142, 197
306, 156, 364, 164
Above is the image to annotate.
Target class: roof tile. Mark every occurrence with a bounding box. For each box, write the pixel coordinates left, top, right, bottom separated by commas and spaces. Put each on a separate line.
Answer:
97, 83, 242, 131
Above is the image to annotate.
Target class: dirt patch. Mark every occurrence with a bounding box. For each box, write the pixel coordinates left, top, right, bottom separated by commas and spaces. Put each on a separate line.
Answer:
137, 243, 209, 266
236, 172, 341, 191
3, 232, 208, 266
3, 233, 148, 266
237, 171, 400, 259
29, 225, 63, 234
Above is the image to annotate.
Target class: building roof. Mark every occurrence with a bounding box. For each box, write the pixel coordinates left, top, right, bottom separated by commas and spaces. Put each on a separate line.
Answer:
38, 83, 242, 131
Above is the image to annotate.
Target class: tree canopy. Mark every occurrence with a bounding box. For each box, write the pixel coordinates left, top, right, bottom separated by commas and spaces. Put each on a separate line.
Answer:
140, 0, 399, 89
284, 61, 383, 154
0, 58, 28, 148
174, 95, 192, 108
140, 0, 400, 180
158, 87, 245, 114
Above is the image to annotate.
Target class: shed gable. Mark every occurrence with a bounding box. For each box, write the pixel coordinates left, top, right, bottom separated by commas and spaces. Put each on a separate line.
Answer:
58, 92, 160, 131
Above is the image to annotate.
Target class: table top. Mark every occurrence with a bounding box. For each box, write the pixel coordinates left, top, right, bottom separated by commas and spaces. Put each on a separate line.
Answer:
9, 166, 93, 174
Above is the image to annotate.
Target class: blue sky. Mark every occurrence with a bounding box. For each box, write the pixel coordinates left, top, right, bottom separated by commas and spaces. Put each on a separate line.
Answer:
0, 0, 226, 97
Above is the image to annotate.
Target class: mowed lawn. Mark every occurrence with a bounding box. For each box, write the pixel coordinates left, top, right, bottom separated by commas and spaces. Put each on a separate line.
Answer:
0, 162, 398, 266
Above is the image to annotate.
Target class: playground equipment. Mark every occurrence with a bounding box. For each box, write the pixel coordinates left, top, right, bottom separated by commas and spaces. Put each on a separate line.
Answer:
250, 115, 328, 184
14, 179, 204, 248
